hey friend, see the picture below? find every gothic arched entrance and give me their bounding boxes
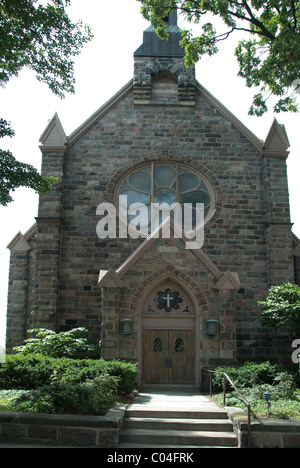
[138,278,199,387]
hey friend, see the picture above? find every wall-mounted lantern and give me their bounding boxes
[206,319,218,337]
[120,318,133,335]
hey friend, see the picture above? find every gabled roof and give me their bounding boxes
[67,81,133,146]
[195,82,263,151]
[98,218,240,290]
[41,79,266,151]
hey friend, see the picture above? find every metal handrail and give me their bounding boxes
[207,370,251,448]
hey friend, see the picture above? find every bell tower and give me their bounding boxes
[133,10,196,105]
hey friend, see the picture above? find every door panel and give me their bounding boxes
[142,329,166,384]
[142,329,194,385]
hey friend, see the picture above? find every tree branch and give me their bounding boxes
[290,0,298,31]
[228,1,276,41]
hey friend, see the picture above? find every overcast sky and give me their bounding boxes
[0,0,299,348]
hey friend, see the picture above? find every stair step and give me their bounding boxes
[118,443,233,448]
[120,428,238,447]
[124,417,234,432]
[125,408,228,420]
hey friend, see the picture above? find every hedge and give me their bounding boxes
[0,355,138,393]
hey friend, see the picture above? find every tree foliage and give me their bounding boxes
[138,0,300,116]
[258,283,300,329]
[0,119,56,205]
[0,0,92,96]
[0,0,93,204]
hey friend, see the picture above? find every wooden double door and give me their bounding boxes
[142,329,195,385]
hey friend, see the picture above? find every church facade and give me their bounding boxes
[6,13,300,388]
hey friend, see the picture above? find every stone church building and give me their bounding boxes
[6,12,300,388]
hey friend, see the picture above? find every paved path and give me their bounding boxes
[128,388,226,414]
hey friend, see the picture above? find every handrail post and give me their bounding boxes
[206,370,251,448]
[247,404,251,448]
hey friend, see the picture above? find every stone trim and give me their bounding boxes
[113,220,223,282]
[7,232,31,252]
[0,405,126,448]
[98,268,126,288]
[39,112,67,151]
[195,82,263,152]
[129,265,209,315]
[226,407,300,448]
[262,118,290,159]
[214,270,241,291]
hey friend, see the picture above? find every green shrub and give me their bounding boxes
[10,375,118,415]
[0,354,54,389]
[0,355,137,393]
[211,362,300,419]
[211,361,283,391]
[97,360,138,393]
[258,283,300,329]
[13,328,101,359]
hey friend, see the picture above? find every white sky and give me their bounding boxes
[0,0,299,348]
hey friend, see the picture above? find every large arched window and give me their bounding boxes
[116,162,215,234]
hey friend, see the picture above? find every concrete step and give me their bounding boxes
[118,391,238,448]
[119,428,238,447]
[125,407,229,420]
[123,416,234,432]
[118,443,233,448]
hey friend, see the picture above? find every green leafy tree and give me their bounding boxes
[138,0,300,116]
[0,119,57,205]
[0,0,93,205]
[258,283,300,329]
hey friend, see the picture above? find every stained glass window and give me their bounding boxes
[117,162,214,231]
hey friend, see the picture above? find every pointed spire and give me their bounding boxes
[263,118,290,158]
[39,112,67,150]
[134,9,184,57]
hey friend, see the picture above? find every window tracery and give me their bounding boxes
[117,162,215,231]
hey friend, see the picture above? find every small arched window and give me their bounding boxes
[153,337,163,352]
[151,71,178,101]
[175,337,184,353]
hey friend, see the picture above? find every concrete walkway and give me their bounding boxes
[128,388,226,415]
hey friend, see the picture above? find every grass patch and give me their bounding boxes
[0,390,26,411]
[212,391,300,419]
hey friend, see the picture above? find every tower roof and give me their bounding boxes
[134,10,184,57]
